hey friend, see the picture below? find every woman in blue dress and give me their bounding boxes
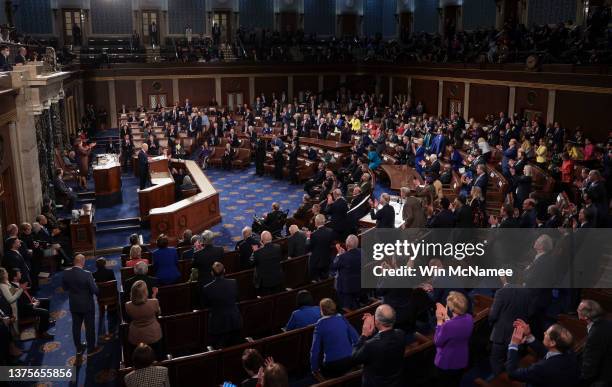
[413,138,426,176]
[367,145,382,170]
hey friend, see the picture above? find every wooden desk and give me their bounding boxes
[299,137,353,153]
[70,204,96,253]
[149,160,221,245]
[93,154,122,207]
[138,160,176,221]
[380,164,424,191]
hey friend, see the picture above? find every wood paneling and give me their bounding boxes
[115,80,137,112]
[515,87,548,122]
[555,91,612,142]
[379,76,390,105]
[346,75,376,94]
[468,84,509,122]
[0,123,18,234]
[411,79,438,115]
[142,79,174,106]
[442,81,465,117]
[293,75,318,95]
[254,77,288,102]
[392,76,408,97]
[84,80,109,113]
[323,75,340,95]
[220,77,250,107]
[178,78,215,107]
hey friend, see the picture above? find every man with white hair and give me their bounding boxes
[287,224,307,258]
[250,231,283,295]
[306,214,335,280]
[236,226,259,269]
[331,234,362,310]
[523,234,558,288]
[324,188,350,239]
[369,193,395,228]
[125,261,159,298]
[193,230,224,293]
[352,304,406,387]
[138,143,150,190]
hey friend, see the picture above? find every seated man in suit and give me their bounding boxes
[331,235,362,310]
[10,268,54,339]
[352,304,406,387]
[250,231,283,295]
[53,168,77,210]
[258,202,285,237]
[506,320,579,387]
[201,262,242,348]
[369,193,395,229]
[221,143,236,170]
[290,194,313,223]
[0,46,12,71]
[3,237,31,285]
[235,226,260,270]
[125,262,158,298]
[287,224,307,259]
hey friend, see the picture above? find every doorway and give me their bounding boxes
[212,11,232,43]
[142,10,160,46]
[63,9,82,45]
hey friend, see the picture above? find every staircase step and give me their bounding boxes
[95,224,141,233]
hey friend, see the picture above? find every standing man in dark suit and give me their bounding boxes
[473,164,489,200]
[352,304,406,387]
[138,143,150,190]
[506,320,579,386]
[488,282,533,375]
[61,254,101,358]
[330,235,362,310]
[428,197,456,228]
[324,189,350,239]
[193,230,224,291]
[201,262,242,348]
[250,231,283,295]
[235,226,260,270]
[306,214,335,280]
[369,193,395,229]
[577,299,612,386]
[288,142,299,184]
[287,225,307,259]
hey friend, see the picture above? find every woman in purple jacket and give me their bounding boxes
[433,291,474,387]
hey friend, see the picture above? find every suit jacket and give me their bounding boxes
[370,204,395,228]
[93,267,115,283]
[489,286,533,344]
[454,205,473,228]
[325,197,350,234]
[287,231,307,258]
[352,329,406,387]
[193,245,224,286]
[138,150,149,174]
[0,55,11,71]
[236,235,259,269]
[581,318,612,386]
[307,227,335,270]
[402,197,426,228]
[62,266,98,313]
[250,243,283,288]
[201,277,242,334]
[125,274,158,298]
[330,248,361,294]
[429,209,456,228]
[473,172,489,198]
[506,339,579,387]
[2,250,30,282]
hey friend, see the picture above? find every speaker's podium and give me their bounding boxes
[93,153,122,207]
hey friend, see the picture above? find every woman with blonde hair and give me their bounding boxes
[126,245,149,268]
[469,186,487,227]
[0,267,23,333]
[125,280,162,359]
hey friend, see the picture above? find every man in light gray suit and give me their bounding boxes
[62,254,101,358]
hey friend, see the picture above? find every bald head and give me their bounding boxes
[74,254,85,267]
[261,231,272,244]
[374,304,396,330]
